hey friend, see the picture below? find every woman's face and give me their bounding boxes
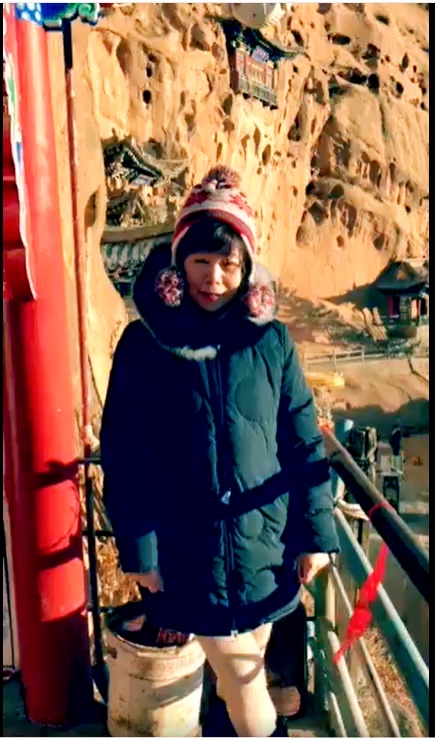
[184,246,244,312]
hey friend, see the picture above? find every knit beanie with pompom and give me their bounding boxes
[155,165,276,322]
[171,166,257,265]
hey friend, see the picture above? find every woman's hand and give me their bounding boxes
[297,553,330,585]
[127,570,164,593]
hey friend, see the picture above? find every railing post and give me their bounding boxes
[313,563,336,713]
[345,516,370,686]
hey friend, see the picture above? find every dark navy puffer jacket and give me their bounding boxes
[100,244,339,636]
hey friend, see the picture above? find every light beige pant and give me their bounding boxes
[197,623,276,737]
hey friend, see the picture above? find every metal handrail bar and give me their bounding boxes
[322,428,429,603]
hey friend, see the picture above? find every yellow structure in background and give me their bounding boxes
[305,372,345,389]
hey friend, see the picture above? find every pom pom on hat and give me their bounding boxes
[201,166,242,190]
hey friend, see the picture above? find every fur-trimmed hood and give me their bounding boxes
[132,242,277,360]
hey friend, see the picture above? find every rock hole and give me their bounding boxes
[146,65,153,78]
[400,54,409,71]
[375,14,389,25]
[317,4,332,14]
[293,64,299,74]
[142,90,152,105]
[116,39,130,75]
[253,128,261,155]
[315,81,325,103]
[262,144,272,166]
[85,191,98,229]
[222,95,233,116]
[292,31,304,46]
[373,234,385,250]
[328,79,346,99]
[308,202,328,225]
[180,91,186,107]
[367,74,380,92]
[306,182,316,195]
[292,160,297,168]
[363,44,380,60]
[346,205,357,234]
[144,139,165,159]
[340,69,367,85]
[413,65,417,73]
[328,184,344,199]
[405,205,411,213]
[293,187,298,196]
[212,42,225,62]
[185,113,195,133]
[216,142,223,161]
[296,225,305,242]
[331,34,351,45]
[369,161,382,187]
[336,235,345,247]
[223,119,235,133]
[335,141,350,167]
[288,112,302,141]
[396,81,404,96]
[385,55,391,63]
[190,23,211,52]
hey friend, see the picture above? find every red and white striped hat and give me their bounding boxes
[172,166,257,264]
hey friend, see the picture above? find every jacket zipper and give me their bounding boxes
[214,354,238,632]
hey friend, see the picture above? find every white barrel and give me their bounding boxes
[106,627,205,737]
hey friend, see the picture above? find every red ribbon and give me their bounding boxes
[333,501,392,664]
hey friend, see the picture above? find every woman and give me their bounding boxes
[100,167,339,737]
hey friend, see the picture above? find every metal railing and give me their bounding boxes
[322,428,429,603]
[79,431,430,735]
[310,429,430,736]
[302,344,429,369]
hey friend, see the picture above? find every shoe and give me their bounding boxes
[269,717,289,736]
[202,690,238,737]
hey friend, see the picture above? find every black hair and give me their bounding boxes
[175,219,252,282]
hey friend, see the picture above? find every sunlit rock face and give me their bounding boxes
[47,2,428,409]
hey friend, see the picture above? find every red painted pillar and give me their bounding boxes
[3,15,91,726]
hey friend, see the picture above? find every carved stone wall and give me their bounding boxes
[47,3,428,414]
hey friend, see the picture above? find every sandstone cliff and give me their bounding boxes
[47,2,429,415]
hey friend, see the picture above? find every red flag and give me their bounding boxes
[333,541,389,663]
